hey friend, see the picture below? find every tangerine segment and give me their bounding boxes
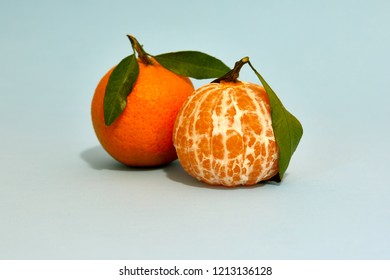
[92,59,194,166]
[173,81,279,186]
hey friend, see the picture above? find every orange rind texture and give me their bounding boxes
[92,60,194,166]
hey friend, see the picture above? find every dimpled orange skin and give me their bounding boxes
[92,59,194,166]
[173,81,279,187]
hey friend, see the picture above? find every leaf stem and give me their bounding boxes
[127,34,153,65]
[212,56,249,83]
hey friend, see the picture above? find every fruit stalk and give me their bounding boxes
[127,34,153,65]
[212,56,249,83]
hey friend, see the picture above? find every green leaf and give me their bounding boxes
[248,61,303,180]
[104,54,139,126]
[154,51,230,79]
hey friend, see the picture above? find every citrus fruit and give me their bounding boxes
[91,57,194,167]
[173,59,279,187]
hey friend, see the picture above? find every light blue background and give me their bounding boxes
[1,0,389,259]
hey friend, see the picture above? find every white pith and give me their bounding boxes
[174,82,279,186]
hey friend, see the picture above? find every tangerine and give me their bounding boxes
[173,80,279,187]
[91,57,194,166]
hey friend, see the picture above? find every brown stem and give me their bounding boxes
[212,56,249,83]
[127,34,153,65]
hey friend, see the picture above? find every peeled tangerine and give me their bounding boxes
[173,81,279,187]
